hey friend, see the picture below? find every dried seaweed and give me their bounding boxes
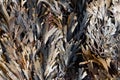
[0,0,120,80]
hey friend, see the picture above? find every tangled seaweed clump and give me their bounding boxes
[0,0,120,80]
